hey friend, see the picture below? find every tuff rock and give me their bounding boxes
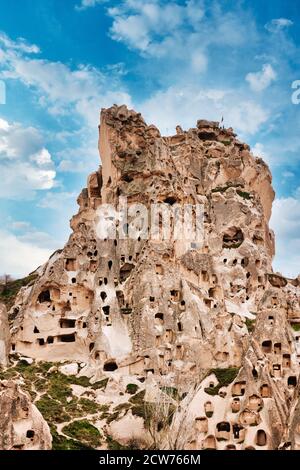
[5,105,300,450]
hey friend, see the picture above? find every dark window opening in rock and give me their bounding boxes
[99,278,103,286]
[150,296,155,302]
[178,322,183,332]
[108,260,113,270]
[232,424,243,439]
[155,264,163,275]
[268,316,274,323]
[83,322,87,328]
[94,250,98,256]
[116,291,125,306]
[102,306,110,316]
[155,313,164,321]
[47,336,54,344]
[104,277,108,285]
[121,255,125,263]
[232,259,237,265]
[256,429,267,446]
[114,239,117,246]
[120,263,134,283]
[262,340,272,353]
[274,342,281,354]
[58,333,76,343]
[60,319,76,328]
[198,131,216,141]
[12,344,15,351]
[288,376,297,387]
[69,292,72,296]
[283,354,291,368]
[26,430,35,439]
[170,289,180,301]
[107,177,112,186]
[65,258,76,271]
[246,272,251,279]
[232,381,246,396]
[223,259,227,264]
[33,326,40,334]
[252,368,258,379]
[122,174,133,183]
[181,300,185,306]
[89,342,95,352]
[208,288,215,298]
[38,338,45,346]
[164,196,177,205]
[241,257,249,267]
[100,291,107,301]
[222,227,244,248]
[217,422,230,432]
[72,278,76,284]
[38,290,51,303]
[104,361,118,372]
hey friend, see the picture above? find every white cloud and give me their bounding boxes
[140,85,269,136]
[0,32,40,54]
[246,64,277,92]
[75,0,107,11]
[0,34,132,125]
[265,18,293,33]
[37,191,77,210]
[0,229,53,278]
[0,118,56,199]
[251,142,271,165]
[270,195,300,278]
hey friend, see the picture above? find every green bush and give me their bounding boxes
[126,383,139,394]
[62,420,101,448]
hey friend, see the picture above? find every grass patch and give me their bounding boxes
[90,378,109,390]
[50,424,93,451]
[205,368,239,396]
[126,383,139,395]
[292,324,300,331]
[62,420,101,448]
[129,390,145,405]
[237,190,251,200]
[106,435,129,450]
[246,318,256,333]
[36,395,71,423]
[0,274,38,310]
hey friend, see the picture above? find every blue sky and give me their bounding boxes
[0,0,299,277]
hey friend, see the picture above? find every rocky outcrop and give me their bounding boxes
[0,380,52,450]
[6,105,300,450]
[0,303,10,367]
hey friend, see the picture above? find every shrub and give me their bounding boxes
[126,383,139,395]
[62,420,101,448]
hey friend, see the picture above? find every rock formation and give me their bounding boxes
[5,105,300,450]
[0,303,10,367]
[0,380,52,450]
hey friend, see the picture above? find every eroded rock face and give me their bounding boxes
[0,380,52,450]
[8,105,300,450]
[0,303,10,367]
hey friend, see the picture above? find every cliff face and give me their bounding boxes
[6,105,300,450]
[0,380,52,450]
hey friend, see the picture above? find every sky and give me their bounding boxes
[0,0,299,278]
